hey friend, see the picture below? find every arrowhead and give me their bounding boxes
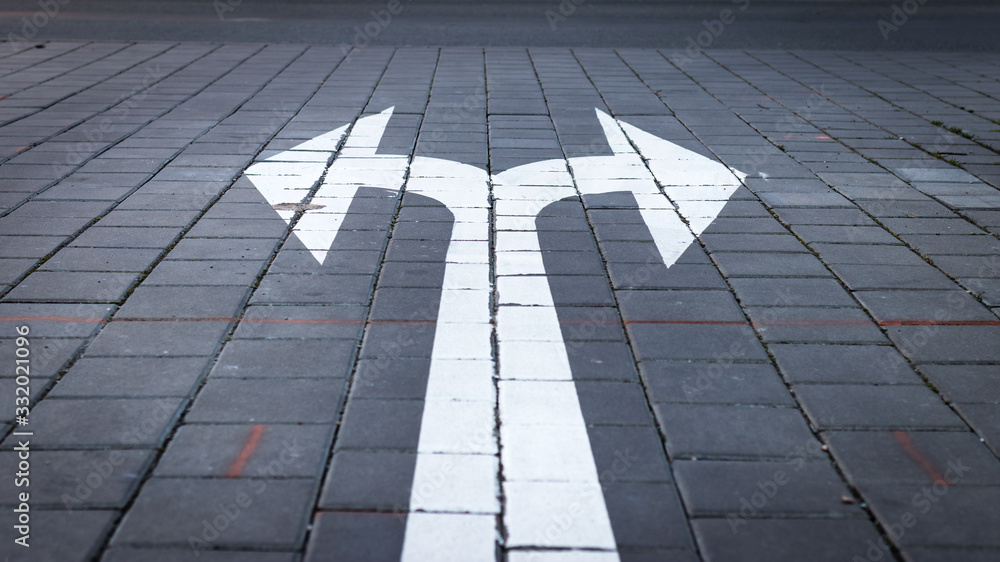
[243,107,402,265]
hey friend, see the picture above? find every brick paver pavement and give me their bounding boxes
[0,42,999,562]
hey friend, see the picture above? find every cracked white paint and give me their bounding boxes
[243,107,744,560]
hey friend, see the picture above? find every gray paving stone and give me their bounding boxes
[7,509,116,562]
[156,423,332,478]
[617,290,746,323]
[608,262,729,290]
[902,234,1000,256]
[691,518,881,562]
[212,339,355,379]
[0,449,151,508]
[48,356,208,397]
[4,271,139,302]
[360,322,436,359]
[674,459,859,516]
[166,237,279,260]
[564,341,640,381]
[186,218,288,239]
[888,325,1000,363]
[576,381,654,426]
[305,511,406,562]
[0,302,112,337]
[855,289,997,323]
[116,285,248,319]
[729,277,856,307]
[640,361,794,406]
[812,243,929,266]
[795,384,965,430]
[1,397,182,448]
[902,548,1000,562]
[770,344,919,384]
[144,260,265,285]
[776,208,877,226]
[112,477,315,548]
[319,450,415,510]
[0,336,84,379]
[603,482,694,549]
[826,431,1000,486]
[102,550,298,562]
[711,252,833,277]
[86,320,229,357]
[232,304,367,340]
[39,247,162,272]
[251,274,374,305]
[861,484,1000,548]
[748,306,887,343]
[588,425,672,484]
[350,358,430,400]
[831,263,960,290]
[627,324,768,362]
[653,403,822,459]
[558,307,629,342]
[789,224,902,244]
[919,365,1000,404]
[700,233,808,253]
[186,378,343,423]
[335,399,423,451]
[69,226,182,248]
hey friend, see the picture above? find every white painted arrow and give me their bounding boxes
[242,108,744,561]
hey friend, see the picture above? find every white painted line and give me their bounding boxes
[403,154,498,561]
[399,512,497,562]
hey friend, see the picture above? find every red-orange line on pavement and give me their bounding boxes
[227,424,266,478]
[893,430,948,485]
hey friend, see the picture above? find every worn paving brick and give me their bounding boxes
[3,270,139,302]
[85,320,229,357]
[691,518,881,562]
[770,344,919,384]
[711,252,833,277]
[111,477,315,547]
[640,361,795,406]
[887,325,1000,362]
[854,289,997,323]
[861,485,1000,548]
[674,459,860,516]
[748,306,887,344]
[826,431,1000,486]
[7,509,116,562]
[795,385,965,430]
[627,324,769,362]
[186,378,344,423]
[116,285,248,319]
[212,339,356,378]
[919,365,1000,404]
[0,449,151,508]
[102,550,298,562]
[1,397,181,448]
[653,403,822,459]
[305,511,406,562]
[319,450,416,510]
[48,356,208,397]
[155,423,332,478]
